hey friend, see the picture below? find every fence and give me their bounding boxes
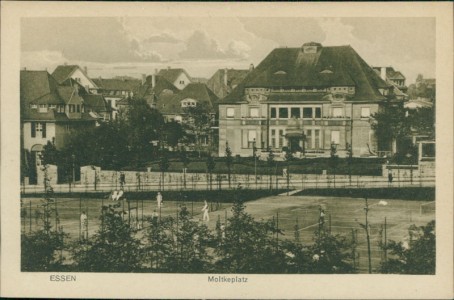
[21,170,435,194]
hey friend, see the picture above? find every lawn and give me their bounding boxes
[21,194,434,273]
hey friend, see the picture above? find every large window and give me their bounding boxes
[314,129,320,149]
[315,107,322,118]
[303,107,313,118]
[270,107,277,118]
[248,130,257,148]
[271,129,276,148]
[331,130,340,144]
[226,107,235,118]
[291,107,300,118]
[39,104,48,113]
[279,107,288,119]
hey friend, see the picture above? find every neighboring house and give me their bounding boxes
[81,94,112,121]
[135,73,179,109]
[20,70,97,183]
[157,67,192,90]
[158,83,219,150]
[51,64,98,93]
[373,66,408,100]
[207,67,251,99]
[92,77,141,119]
[404,97,434,110]
[218,42,399,158]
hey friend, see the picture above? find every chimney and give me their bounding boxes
[84,66,88,75]
[142,74,146,85]
[249,63,254,71]
[380,67,387,81]
[23,67,27,71]
[167,66,171,70]
[224,68,228,86]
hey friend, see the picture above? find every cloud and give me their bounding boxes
[21,18,162,63]
[144,33,181,44]
[179,30,250,60]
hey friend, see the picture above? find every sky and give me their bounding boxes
[21,17,435,84]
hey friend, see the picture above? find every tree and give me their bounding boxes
[371,103,411,154]
[163,120,184,150]
[183,103,212,157]
[21,166,66,271]
[40,141,60,166]
[225,142,233,188]
[379,220,435,274]
[71,210,143,272]
[206,154,216,190]
[144,216,175,271]
[215,194,287,273]
[408,107,435,140]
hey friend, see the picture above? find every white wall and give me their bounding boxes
[173,73,191,90]
[71,68,96,91]
[23,122,56,151]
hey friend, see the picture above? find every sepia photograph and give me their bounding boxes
[1,2,453,299]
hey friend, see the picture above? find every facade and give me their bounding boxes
[21,70,97,182]
[157,68,192,90]
[92,77,141,119]
[218,42,398,158]
[207,68,251,99]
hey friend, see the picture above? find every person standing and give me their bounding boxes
[388,170,393,185]
[202,200,210,222]
[156,192,163,208]
[319,208,325,226]
[80,211,88,241]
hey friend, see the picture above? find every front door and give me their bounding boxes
[289,137,301,152]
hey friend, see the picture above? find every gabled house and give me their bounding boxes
[81,94,112,121]
[218,42,399,158]
[92,76,141,119]
[51,64,98,93]
[207,67,252,99]
[135,73,179,109]
[21,70,97,183]
[158,83,219,150]
[157,67,192,90]
[373,66,408,100]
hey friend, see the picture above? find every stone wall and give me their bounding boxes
[36,164,58,186]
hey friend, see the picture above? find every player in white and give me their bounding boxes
[156,192,163,208]
[201,200,210,222]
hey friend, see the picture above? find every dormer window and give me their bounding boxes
[30,104,37,109]
[39,104,48,113]
[302,42,322,54]
[274,71,287,75]
[320,69,333,74]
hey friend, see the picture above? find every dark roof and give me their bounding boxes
[92,77,141,91]
[51,65,80,84]
[135,75,179,106]
[82,94,111,112]
[222,45,390,103]
[207,69,250,99]
[157,68,192,83]
[372,67,406,80]
[158,83,219,115]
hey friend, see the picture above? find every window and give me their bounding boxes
[31,122,46,138]
[58,105,65,113]
[306,130,312,149]
[250,107,259,118]
[361,107,370,118]
[303,107,313,118]
[76,105,81,113]
[39,104,48,113]
[270,107,277,118]
[315,107,322,118]
[278,107,288,119]
[331,130,340,144]
[49,105,56,109]
[332,107,343,118]
[69,105,76,113]
[278,129,285,149]
[291,107,300,118]
[248,130,257,148]
[271,129,276,148]
[226,107,235,118]
[314,129,320,149]
[30,104,37,109]
[180,80,185,84]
